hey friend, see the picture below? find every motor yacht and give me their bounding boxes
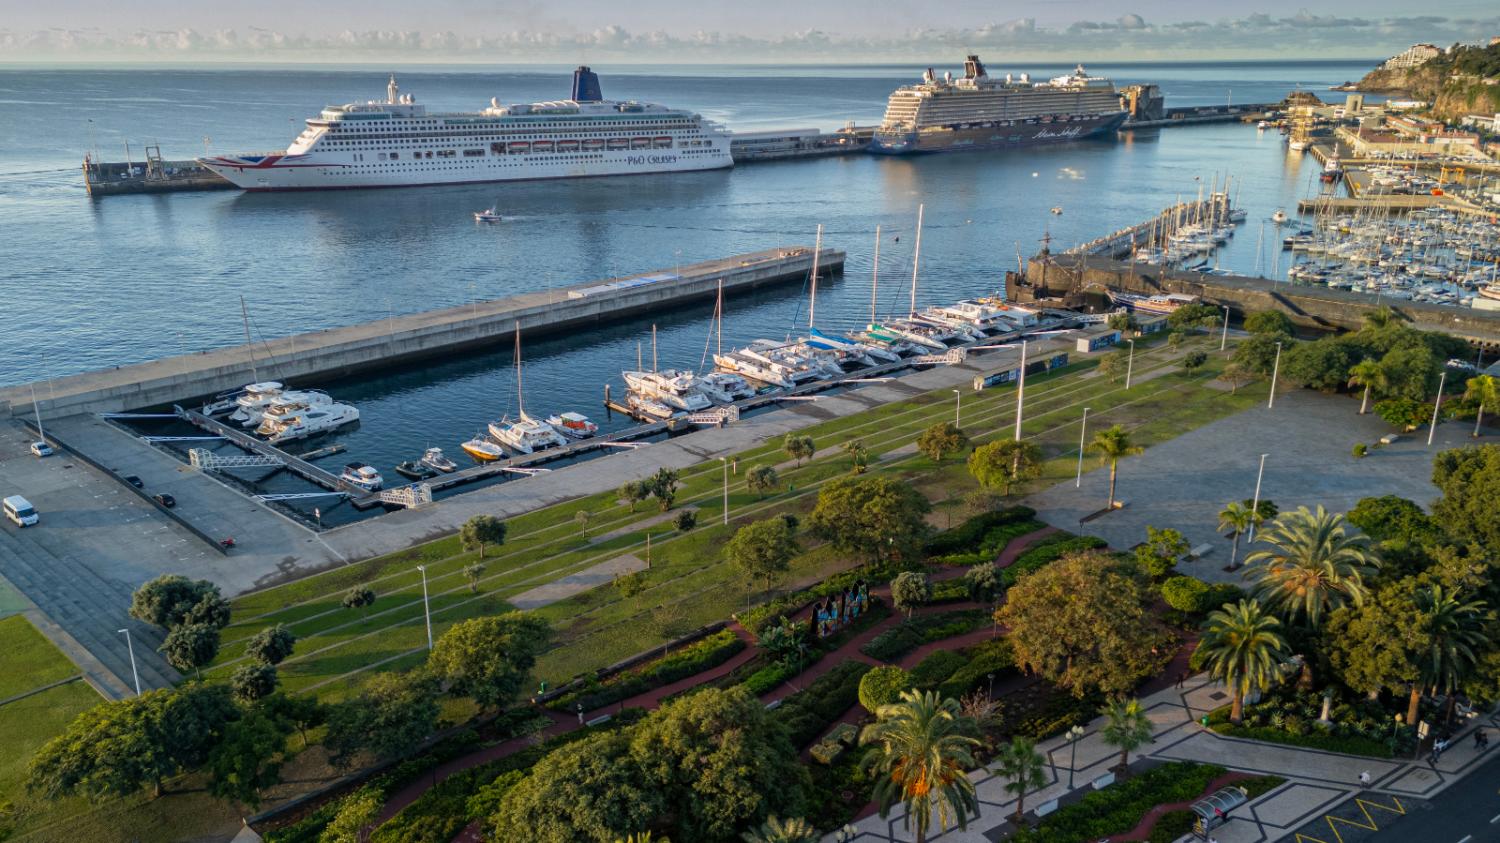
[474,207,504,223]
[622,370,712,411]
[806,328,898,363]
[713,351,794,389]
[394,460,438,480]
[695,371,758,403]
[545,412,599,439]
[628,393,678,420]
[340,462,383,492]
[460,435,505,462]
[261,402,360,444]
[227,382,286,425]
[489,415,567,454]
[746,339,841,381]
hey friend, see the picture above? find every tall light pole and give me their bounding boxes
[1268,341,1283,409]
[1220,305,1230,351]
[1014,339,1029,440]
[951,389,961,427]
[1065,725,1086,788]
[117,628,142,697]
[416,565,433,650]
[1124,338,1136,389]
[1428,370,1448,447]
[1076,407,1091,488]
[1248,453,1269,543]
[719,457,729,525]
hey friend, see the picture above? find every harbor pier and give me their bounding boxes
[0,247,842,419]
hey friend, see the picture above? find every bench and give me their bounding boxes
[1189,543,1215,559]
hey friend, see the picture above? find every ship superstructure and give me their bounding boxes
[871,56,1128,155]
[200,67,731,191]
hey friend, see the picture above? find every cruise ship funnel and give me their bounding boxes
[572,66,603,102]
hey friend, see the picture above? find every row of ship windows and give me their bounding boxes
[319,130,703,143]
[340,147,721,166]
[355,137,722,160]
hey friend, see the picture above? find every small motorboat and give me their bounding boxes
[1271,209,1289,225]
[1050,206,1063,215]
[545,411,599,439]
[627,393,677,421]
[340,462,383,492]
[474,207,504,223]
[419,447,458,473]
[394,460,438,480]
[461,436,505,463]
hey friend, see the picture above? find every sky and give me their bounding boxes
[2,0,1496,62]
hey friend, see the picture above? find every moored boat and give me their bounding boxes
[545,412,599,439]
[420,447,458,473]
[340,462,383,491]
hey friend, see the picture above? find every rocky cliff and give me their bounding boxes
[1354,42,1500,121]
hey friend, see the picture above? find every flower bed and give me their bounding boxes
[1204,689,1411,758]
[545,628,746,712]
[936,638,1014,700]
[775,660,873,748]
[992,682,1101,743]
[858,609,989,662]
[1000,534,1109,586]
[1012,762,1227,842]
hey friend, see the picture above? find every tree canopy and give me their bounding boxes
[967,438,1042,496]
[128,575,226,631]
[724,517,800,594]
[246,624,296,666]
[461,515,509,558]
[916,422,970,463]
[324,671,440,768]
[428,613,551,711]
[807,475,931,563]
[1432,445,1500,552]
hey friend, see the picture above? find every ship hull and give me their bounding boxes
[870,111,1128,155]
[199,148,731,191]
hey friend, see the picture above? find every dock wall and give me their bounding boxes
[0,247,843,419]
[1009,255,1500,349]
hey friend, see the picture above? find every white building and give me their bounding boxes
[1381,44,1442,70]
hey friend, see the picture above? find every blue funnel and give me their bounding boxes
[572,66,603,102]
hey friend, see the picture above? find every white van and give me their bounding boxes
[3,495,39,527]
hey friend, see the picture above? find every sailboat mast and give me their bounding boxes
[910,203,924,316]
[652,325,658,373]
[716,279,723,358]
[871,225,881,323]
[514,321,524,417]
[808,224,822,329]
[240,296,258,383]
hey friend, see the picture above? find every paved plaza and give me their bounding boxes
[1026,387,1481,583]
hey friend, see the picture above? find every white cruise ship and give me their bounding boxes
[871,56,1128,155]
[199,67,731,191]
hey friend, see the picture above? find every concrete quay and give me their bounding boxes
[0,246,842,420]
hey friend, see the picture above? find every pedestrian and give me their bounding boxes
[1432,738,1448,762]
[1175,670,1187,689]
[1358,770,1371,787]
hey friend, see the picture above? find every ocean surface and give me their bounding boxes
[0,60,1374,523]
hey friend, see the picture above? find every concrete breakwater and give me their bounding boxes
[1009,254,1500,350]
[0,246,842,419]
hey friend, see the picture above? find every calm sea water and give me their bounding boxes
[0,60,1373,521]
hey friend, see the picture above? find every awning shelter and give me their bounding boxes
[1191,786,1249,837]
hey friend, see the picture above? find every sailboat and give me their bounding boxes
[694,281,759,401]
[489,324,568,454]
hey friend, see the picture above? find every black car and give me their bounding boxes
[153,493,176,509]
[123,475,144,488]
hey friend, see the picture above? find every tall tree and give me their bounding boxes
[341,584,376,614]
[128,574,223,630]
[1433,445,1500,551]
[842,439,870,474]
[461,514,508,559]
[322,786,384,843]
[807,475,931,563]
[1088,425,1143,512]
[1347,358,1389,415]
[782,433,816,467]
[724,517,800,595]
[997,551,1163,698]
[428,613,551,711]
[324,671,440,768]
[990,736,1047,822]
[745,465,779,498]
[1414,584,1490,725]
[860,690,981,843]
[967,439,1042,496]
[1196,600,1289,723]
[1099,698,1153,774]
[207,707,293,809]
[1465,374,1500,437]
[890,572,931,620]
[645,467,681,511]
[160,623,221,677]
[916,422,970,463]
[246,624,296,666]
[1245,505,1380,629]
[619,480,648,512]
[230,663,279,704]
[1217,501,1256,570]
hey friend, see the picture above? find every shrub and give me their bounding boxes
[910,650,969,689]
[1012,762,1227,842]
[1160,576,1210,614]
[937,638,1014,700]
[547,629,745,712]
[1001,534,1109,586]
[859,610,987,661]
[930,578,970,603]
[1353,442,1368,458]
[1146,809,1196,843]
[890,571,930,618]
[776,661,873,748]
[964,562,1003,603]
[743,662,797,696]
[858,666,913,713]
[925,506,1038,556]
[861,626,923,662]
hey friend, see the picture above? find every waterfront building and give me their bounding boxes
[1381,44,1442,70]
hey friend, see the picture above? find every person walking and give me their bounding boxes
[1358,770,1371,787]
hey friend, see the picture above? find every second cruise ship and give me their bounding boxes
[871,56,1129,155]
[199,67,732,191]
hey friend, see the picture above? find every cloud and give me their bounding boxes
[2,12,1497,61]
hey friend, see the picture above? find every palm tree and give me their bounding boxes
[1347,358,1389,415]
[1218,501,1256,570]
[1088,425,1143,512]
[860,690,982,843]
[741,816,817,843]
[1465,374,1499,438]
[1409,584,1490,726]
[991,736,1048,822]
[1197,600,1289,723]
[1099,698,1154,775]
[1245,505,1380,630]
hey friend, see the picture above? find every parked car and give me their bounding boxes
[123,475,143,488]
[3,495,39,527]
[153,493,176,509]
[29,441,53,458]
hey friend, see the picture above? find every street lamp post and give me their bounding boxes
[1248,453,1269,543]
[1014,340,1029,440]
[1124,338,1136,389]
[1220,305,1230,351]
[719,457,729,525]
[952,388,961,427]
[117,628,142,696]
[1076,407,1091,488]
[1268,341,1283,409]
[1065,725,1087,788]
[416,564,433,650]
[1428,370,1448,447]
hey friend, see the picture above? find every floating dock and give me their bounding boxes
[83,147,232,197]
[0,247,843,420]
[729,127,874,162]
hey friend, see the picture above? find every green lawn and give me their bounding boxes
[209,335,1259,699]
[0,615,81,700]
[0,681,98,800]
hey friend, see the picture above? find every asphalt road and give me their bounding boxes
[1366,750,1500,843]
